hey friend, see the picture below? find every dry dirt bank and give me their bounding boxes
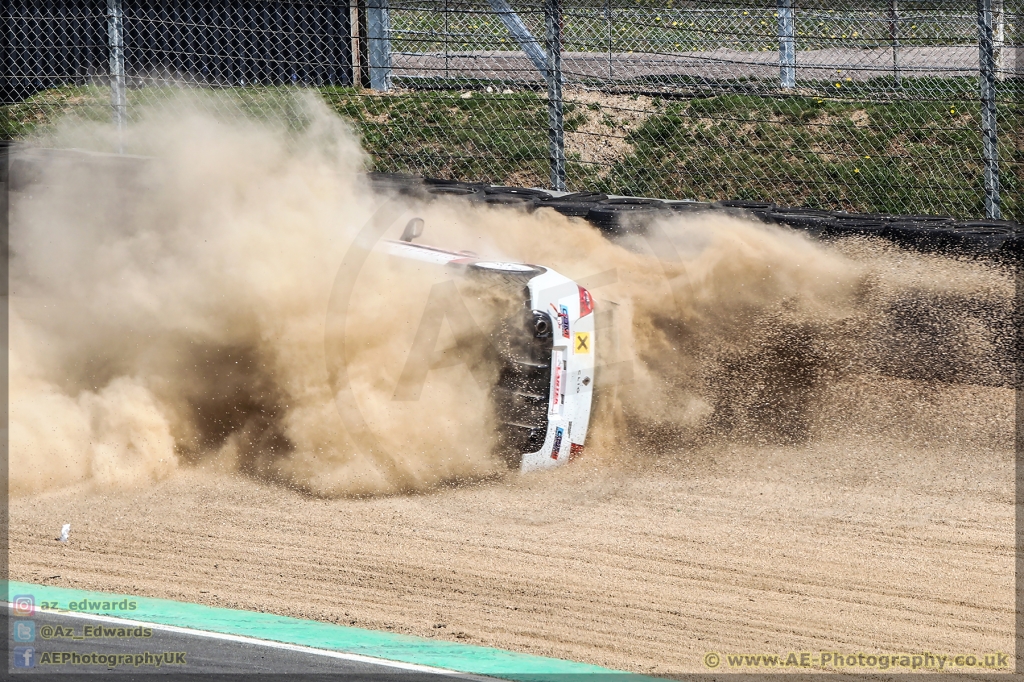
[10,377,1014,676]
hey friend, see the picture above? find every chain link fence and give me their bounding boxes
[2,1,1021,220]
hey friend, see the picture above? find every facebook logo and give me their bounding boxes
[13,620,35,642]
[13,646,36,668]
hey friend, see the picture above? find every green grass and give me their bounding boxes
[323,87,558,186]
[0,83,330,139]
[323,84,1019,221]
[0,85,112,139]
[3,82,1019,222]
[594,90,1022,220]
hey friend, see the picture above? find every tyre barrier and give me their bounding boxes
[712,199,776,222]
[668,201,714,215]
[585,198,670,235]
[7,147,155,194]
[364,172,1021,260]
[536,192,609,217]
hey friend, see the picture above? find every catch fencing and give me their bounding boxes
[2,1,1020,220]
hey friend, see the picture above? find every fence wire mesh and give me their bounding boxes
[2,1,1021,220]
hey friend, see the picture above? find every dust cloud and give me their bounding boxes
[448,208,1011,467]
[8,91,1014,498]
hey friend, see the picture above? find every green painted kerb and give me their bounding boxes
[7,581,656,681]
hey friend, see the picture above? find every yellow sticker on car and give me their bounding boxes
[574,332,590,354]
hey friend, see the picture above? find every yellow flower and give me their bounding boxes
[864,155,871,159]
[854,168,860,173]
[835,83,841,88]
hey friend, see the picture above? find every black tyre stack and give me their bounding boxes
[362,172,1021,259]
[476,186,552,211]
[767,208,1018,260]
[585,198,671,235]
[536,192,609,217]
[364,171,428,200]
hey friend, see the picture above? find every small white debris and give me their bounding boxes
[460,92,473,99]
[486,86,493,93]
[58,523,70,542]
[502,89,513,94]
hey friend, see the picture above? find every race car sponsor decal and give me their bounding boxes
[551,426,564,459]
[551,303,570,338]
[550,350,565,415]
[574,331,591,354]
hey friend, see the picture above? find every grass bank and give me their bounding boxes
[3,82,1019,221]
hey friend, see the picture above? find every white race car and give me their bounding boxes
[385,219,595,472]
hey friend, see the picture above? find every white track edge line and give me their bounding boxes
[5,602,498,681]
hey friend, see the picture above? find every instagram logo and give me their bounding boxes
[12,594,35,617]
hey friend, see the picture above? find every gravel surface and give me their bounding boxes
[10,377,1013,676]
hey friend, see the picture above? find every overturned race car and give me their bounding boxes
[384,218,595,472]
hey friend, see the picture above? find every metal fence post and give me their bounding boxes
[546,0,566,191]
[977,0,1001,220]
[367,0,391,91]
[889,0,901,85]
[107,0,127,146]
[444,0,450,79]
[993,0,1005,80]
[350,0,362,86]
[777,0,795,89]
[606,0,612,80]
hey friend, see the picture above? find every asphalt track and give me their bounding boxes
[8,607,489,678]
[5,584,641,680]
[393,46,1020,82]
